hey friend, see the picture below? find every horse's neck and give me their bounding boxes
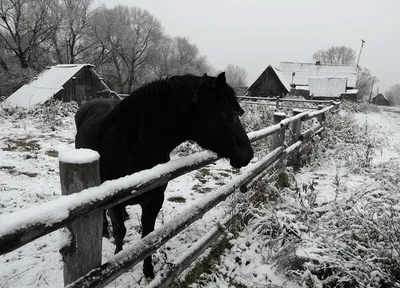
[115,86,193,155]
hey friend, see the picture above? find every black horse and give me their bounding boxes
[74,72,253,278]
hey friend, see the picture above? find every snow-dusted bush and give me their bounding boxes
[31,99,78,129]
[242,110,400,287]
[257,174,400,287]
[171,141,204,157]
[311,111,385,172]
[239,101,274,133]
[0,99,78,132]
[342,101,381,114]
[188,108,400,287]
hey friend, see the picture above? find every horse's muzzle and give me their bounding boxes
[229,147,254,168]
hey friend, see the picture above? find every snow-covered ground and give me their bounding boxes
[0,103,252,288]
[198,105,400,287]
[1,102,399,287]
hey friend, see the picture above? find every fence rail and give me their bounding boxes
[0,101,340,287]
[237,96,339,104]
[238,96,341,110]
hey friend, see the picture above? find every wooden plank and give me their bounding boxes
[0,151,218,256]
[64,147,286,288]
[237,96,339,104]
[272,112,286,149]
[308,105,334,118]
[240,101,320,109]
[299,124,323,141]
[290,109,303,167]
[58,149,102,286]
[239,147,284,192]
[317,105,325,122]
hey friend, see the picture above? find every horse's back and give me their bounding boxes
[75,98,121,129]
[75,98,121,150]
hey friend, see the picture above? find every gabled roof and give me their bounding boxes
[248,65,291,93]
[372,93,389,101]
[279,62,358,88]
[271,66,291,92]
[6,64,94,108]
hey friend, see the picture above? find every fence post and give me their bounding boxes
[58,149,102,286]
[291,109,303,168]
[275,97,280,110]
[272,112,286,149]
[333,101,340,114]
[317,104,325,123]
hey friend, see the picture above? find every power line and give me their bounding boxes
[362,32,400,52]
[362,40,400,58]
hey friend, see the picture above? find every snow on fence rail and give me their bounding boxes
[238,96,341,110]
[0,102,340,287]
[237,96,340,104]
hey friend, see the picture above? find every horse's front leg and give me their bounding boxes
[140,186,166,279]
[109,204,127,253]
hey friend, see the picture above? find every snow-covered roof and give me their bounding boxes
[309,77,347,97]
[279,62,357,88]
[295,85,309,91]
[6,64,94,108]
[343,89,358,95]
[270,66,291,92]
[373,93,389,101]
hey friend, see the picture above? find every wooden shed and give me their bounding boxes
[247,65,291,97]
[6,64,118,108]
[372,93,391,106]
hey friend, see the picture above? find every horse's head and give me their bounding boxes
[188,72,253,168]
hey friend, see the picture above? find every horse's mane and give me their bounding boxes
[127,74,204,105]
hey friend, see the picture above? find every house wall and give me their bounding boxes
[309,77,347,97]
[54,67,110,105]
[247,68,287,97]
[341,93,358,102]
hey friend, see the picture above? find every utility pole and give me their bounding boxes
[356,39,366,69]
[356,39,366,102]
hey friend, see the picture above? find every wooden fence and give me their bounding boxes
[0,101,340,287]
[237,96,340,110]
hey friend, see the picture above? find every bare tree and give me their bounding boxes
[386,84,400,105]
[148,35,174,78]
[149,36,212,79]
[312,46,356,65]
[174,37,201,74]
[47,0,96,64]
[0,0,58,68]
[84,5,125,68]
[225,63,247,88]
[91,6,164,92]
[356,67,378,101]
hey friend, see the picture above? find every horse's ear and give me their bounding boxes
[216,72,226,88]
[203,73,208,77]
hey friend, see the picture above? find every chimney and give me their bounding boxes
[316,60,321,65]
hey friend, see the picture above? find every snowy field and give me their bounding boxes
[1,101,400,287]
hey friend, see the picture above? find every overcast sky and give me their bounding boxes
[98,0,400,93]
